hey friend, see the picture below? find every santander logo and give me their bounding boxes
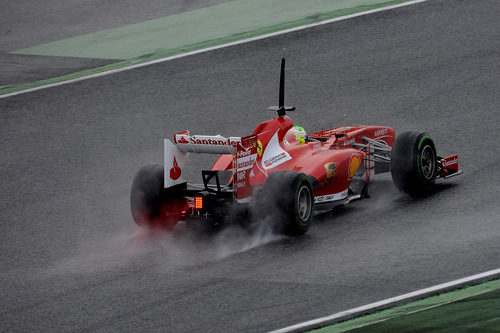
[170,157,181,180]
[177,136,189,144]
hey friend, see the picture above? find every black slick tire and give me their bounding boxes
[261,171,314,235]
[390,132,438,195]
[130,164,184,229]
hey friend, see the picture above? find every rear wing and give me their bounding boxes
[164,131,257,202]
[164,131,241,188]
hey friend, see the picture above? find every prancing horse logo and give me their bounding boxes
[257,140,263,156]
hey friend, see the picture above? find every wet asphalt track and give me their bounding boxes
[0,0,231,87]
[1,0,499,331]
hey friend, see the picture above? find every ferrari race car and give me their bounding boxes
[130,55,462,235]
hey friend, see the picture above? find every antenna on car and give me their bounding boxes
[268,49,295,117]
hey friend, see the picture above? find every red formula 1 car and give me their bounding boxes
[131,55,462,235]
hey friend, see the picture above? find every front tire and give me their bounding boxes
[390,132,437,195]
[261,171,314,235]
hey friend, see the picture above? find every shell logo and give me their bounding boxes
[349,155,361,179]
[324,162,336,182]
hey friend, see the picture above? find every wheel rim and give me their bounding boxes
[420,145,435,180]
[297,185,312,221]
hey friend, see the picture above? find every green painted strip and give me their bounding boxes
[1,0,409,96]
[13,0,409,60]
[311,279,500,332]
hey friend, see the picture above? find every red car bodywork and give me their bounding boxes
[208,115,395,204]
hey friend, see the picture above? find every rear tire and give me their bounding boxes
[130,164,184,229]
[390,132,437,195]
[261,171,314,235]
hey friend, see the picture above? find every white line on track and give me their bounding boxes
[0,0,430,99]
[269,268,500,333]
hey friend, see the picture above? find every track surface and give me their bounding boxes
[1,0,499,331]
[0,0,230,87]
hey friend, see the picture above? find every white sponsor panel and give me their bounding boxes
[314,189,348,203]
[262,132,292,170]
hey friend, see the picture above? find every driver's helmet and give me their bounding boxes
[285,126,308,145]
